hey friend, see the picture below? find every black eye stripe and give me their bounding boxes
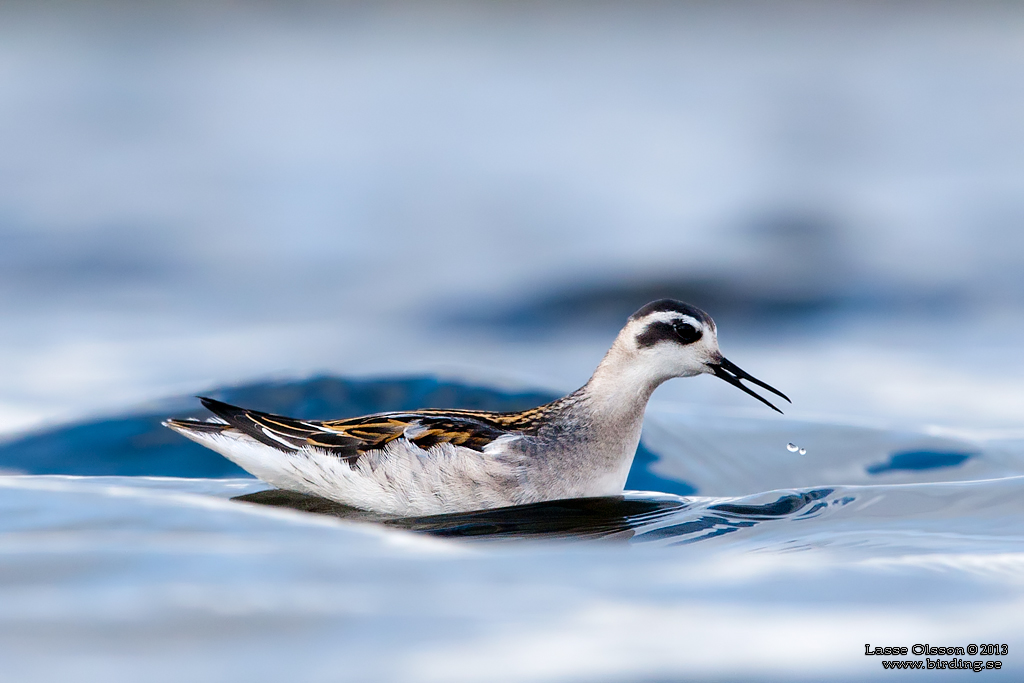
[635,320,703,348]
[673,321,702,344]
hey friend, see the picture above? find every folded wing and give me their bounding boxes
[166,397,515,464]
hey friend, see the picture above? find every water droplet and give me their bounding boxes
[798,447,807,455]
[786,443,798,452]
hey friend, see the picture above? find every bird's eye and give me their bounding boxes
[673,322,702,344]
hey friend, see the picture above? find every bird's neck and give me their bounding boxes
[578,342,662,436]
[530,341,665,496]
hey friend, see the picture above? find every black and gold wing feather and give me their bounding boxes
[166,397,546,464]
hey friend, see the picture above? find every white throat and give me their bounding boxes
[582,333,664,430]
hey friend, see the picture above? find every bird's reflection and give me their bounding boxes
[233,487,838,543]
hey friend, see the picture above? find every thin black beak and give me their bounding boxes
[708,357,791,414]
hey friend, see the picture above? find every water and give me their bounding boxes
[1,376,1022,681]
[3,1,1024,680]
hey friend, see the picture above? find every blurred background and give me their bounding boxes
[2,0,1024,435]
[4,5,1024,681]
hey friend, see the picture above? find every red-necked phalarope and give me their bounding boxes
[164,299,788,516]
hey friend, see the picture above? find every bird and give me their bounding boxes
[164,299,788,516]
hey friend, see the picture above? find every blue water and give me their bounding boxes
[866,450,974,474]
[2,375,1022,682]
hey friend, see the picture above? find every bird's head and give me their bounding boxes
[619,299,790,413]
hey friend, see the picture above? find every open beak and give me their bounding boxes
[708,357,791,414]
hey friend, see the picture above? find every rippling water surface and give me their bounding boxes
[1,377,1022,682]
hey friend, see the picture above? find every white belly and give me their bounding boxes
[186,429,528,516]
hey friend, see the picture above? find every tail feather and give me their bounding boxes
[163,407,302,491]
[162,417,233,434]
[162,397,257,439]
[198,396,253,424]
[194,396,300,452]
